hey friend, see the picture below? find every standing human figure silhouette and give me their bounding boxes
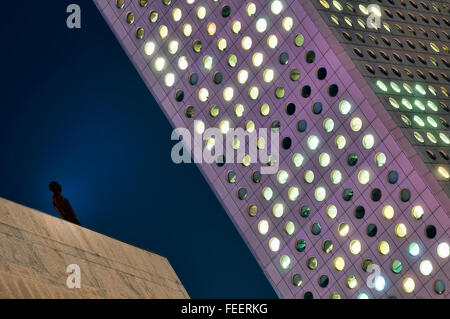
[49,181,81,226]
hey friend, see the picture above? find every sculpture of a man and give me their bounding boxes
[49,181,81,226]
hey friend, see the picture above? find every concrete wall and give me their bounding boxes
[0,198,189,299]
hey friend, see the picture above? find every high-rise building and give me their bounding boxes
[94,0,449,299]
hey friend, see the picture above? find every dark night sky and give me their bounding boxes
[0,0,276,298]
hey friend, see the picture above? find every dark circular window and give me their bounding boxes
[279,52,289,65]
[392,260,402,274]
[343,188,353,201]
[227,171,236,183]
[306,51,316,63]
[213,72,223,84]
[292,274,303,287]
[355,206,365,219]
[296,239,306,252]
[367,223,378,237]
[362,259,373,272]
[307,257,318,270]
[286,103,296,115]
[312,102,323,115]
[290,69,300,81]
[189,73,199,85]
[400,188,411,202]
[318,275,329,288]
[388,170,399,184]
[252,171,261,183]
[185,106,195,118]
[221,5,231,17]
[311,222,322,235]
[304,291,313,299]
[237,188,247,200]
[434,280,445,295]
[300,205,310,218]
[216,155,226,167]
[271,120,281,132]
[301,85,312,98]
[347,153,358,166]
[193,40,202,53]
[323,240,333,254]
[371,188,382,202]
[425,225,437,239]
[282,137,292,150]
[317,67,327,80]
[440,150,449,160]
[328,84,339,97]
[248,204,258,217]
[297,120,307,132]
[175,90,184,102]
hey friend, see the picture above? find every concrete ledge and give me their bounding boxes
[0,198,189,299]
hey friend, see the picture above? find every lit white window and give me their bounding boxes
[288,187,299,201]
[375,152,386,167]
[231,20,241,34]
[234,104,244,117]
[164,73,175,87]
[285,221,295,235]
[219,120,230,134]
[154,57,165,72]
[282,17,294,31]
[223,87,234,102]
[263,69,274,83]
[280,255,291,269]
[382,205,394,220]
[178,56,188,70]
[273,203,284,218]
[349,240,361,255]
[246,3,256,16]
[350,117,362,131]
[256,18,268,33]
[314,187,326,201]
[437,242,449,258]
[267,34,278,48]
[304,170,314,184]
[242,36,253,50]
[292,153,304,167]
[198,88,209,102]
[168,40,179,55]
[319,153,331,167]
[248,86,259,100]
[262,187,273,201]
[252,52,264,67]
[144,41,156,56]
[237,70,249,84]
[335,135,346,149]
[269,237,280,252]
[217,38,227,51]
[277,170,288,184]
[194,120,205,134]
[330,169,342,184]
[402,277,415,293]
[362,134,375,149]
[419,260,433,276]
[196,6,206,19]
[182,24,192,37]
[358,169,370,184]
[271,0,283,15]
[339,100,351,115]
[327,205,337,219]
[307,135,320,150]
[202,55,213,70]
[323,118,335,132]
[258,220,269,235]
[172,8,182,21]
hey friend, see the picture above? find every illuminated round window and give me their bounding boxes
[237,70,248,84]
[144,41,155,56]
[288,187,299,201]
[256,18,267,33]
[438,166,450,179]
[198,88,209,102]
[282,17,294,31]
[219,120,230,134]
[280,255,291,269]
[402,277,415,293]
[409,242,420,256]
[339,100,352,115]
[182,24,192,37]
[164,73,175,87]
[223,87,234,102]
[267,34,278,48]
[242,154,251,167]
[440,133,450,144]
[196,6,206,19]
[376,80,388,92]
[154,57,166,72]
[149,11,158,23]
[260,104,270,116]
[338,223,349,237]
[346,276,358,289]
[234,104,244,118]
[269,237,280,252]
[271,0,283,14]
[327,205,337,219]
[273,203,284,218]
[411,206,424,220]
[349,240,361,255]
[248,86,259,100]
[375,152,386,167]
[374,276,386,292]
[159,25,168,39]
[263,69,274,83]
[246,2,256,16]
[292,153,304,167]
[307,136,320,150]
[395,223,407,238]
[206,22,216,36]
[413,131,424,143]
[177,56,188,70]
[262,187,273,201]
[194,120,205,135]
[210,105,219,118]
[277,170,288,184]
[202,55,213,70]
[258,220,269,235]
[314,187,326,202]
[231,20,241,34]
[378,241,390,255]
[241,36,252,50]
[323,118,335,132]
[335,135,346,149]
[437,242,449,258]
[172,8,182,21]
[427,132,437,144]
[257,137,265,150]
[304,170,314,184]
[334,257,345,271]
[419,260,433,276]
[252,52,264,67]
[319,153,330,167]
[358,169,370,184]
[350,117,362,131]
[227,54,238,68]
[358,132,374,150]
[357,293,369,299]
[285,221,295,235]
[330,169,342,184]
[382,205,394,220]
